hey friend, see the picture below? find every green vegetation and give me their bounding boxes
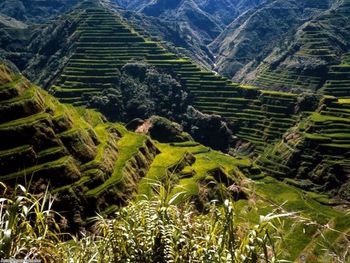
[253,0,350,95]
[0,182,293,262]
[86,132,147,197]
[0,64,158,229]
[49,3,316,154]
[1,1,350,261]
[257,97,350,201]
[321,51,350,98]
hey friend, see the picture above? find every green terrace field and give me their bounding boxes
[256,96,350,201]
[321,52,350,98]
[136,141,350,261]
[252,176,350,261]
[255,65,323,91]
[50,3,314,154]
[0,64,160,225]
[138,141,251,203]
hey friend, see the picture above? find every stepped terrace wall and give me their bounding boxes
[0,64,159,230]
[321,52,350,98]
[257,96,350,200]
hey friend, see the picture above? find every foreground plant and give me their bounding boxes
[0,183,62,262]
[0,182,287,262]
[64,198,286,263]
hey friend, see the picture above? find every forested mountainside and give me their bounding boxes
[1,0,350,261]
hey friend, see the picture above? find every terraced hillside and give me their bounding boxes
[0,63,256,229]
[321,52,350,98]
[2,63,350,261]
[51,2,315,154]
[254,0,350,93]
[257,96,350,201]
[0,64,159,229]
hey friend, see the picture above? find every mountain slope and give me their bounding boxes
[210,0,331,81]
[0,14,31,71]
[110,0,266,68]
[46,3,318,157]
[121,10,215,68]
[257,96,350,201]
[193,0,265,26]
[253,0,350,93]
[141,0,222,44]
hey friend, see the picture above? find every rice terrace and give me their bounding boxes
[0,0,350,262]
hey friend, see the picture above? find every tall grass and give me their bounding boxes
[0,183,62,262]
[0,181,290,262]
[63,197,286,263]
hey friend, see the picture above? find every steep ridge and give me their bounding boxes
[141,0,222,42]
[193,0,265,26]
[50,2,316,155]
[253,0,350,93]
[113,0,265,27]
[111,0,150,11]
[117,10,215,68]
[0,64,159,230]
[109,0,265,69]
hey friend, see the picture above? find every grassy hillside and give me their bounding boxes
[1,63,350,261]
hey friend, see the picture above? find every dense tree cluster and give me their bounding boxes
[87,62,190,122]
[182,106,234,152]
[87,62,235,152]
